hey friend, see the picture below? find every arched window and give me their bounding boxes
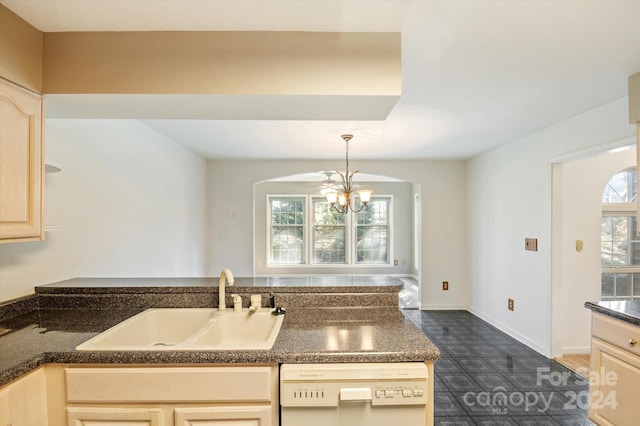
[601,167,639,300]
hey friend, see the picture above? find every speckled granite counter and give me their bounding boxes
[585,300,640,326]
[37,276,403,293]
[0,277,439,387]
[31,277,402,311]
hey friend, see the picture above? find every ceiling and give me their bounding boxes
[3,0,640,160]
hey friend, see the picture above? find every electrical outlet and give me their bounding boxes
[394,259,399,266]
[442,281,449,291]
[508,298,514,311]
[525,238,538,251]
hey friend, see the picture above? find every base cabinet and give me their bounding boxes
[45,364,278,426]
[589,339,640,426]
[65,405,271,426]
[175,406,271,425]
[67,407,162,426]
[589,313,640,426]
[0,367,48,425]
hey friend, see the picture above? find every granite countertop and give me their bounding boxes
[36,276,403,294]
[585,300,640,326]
[0,278,439,387]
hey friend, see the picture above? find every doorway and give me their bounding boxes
[550,141,636,362]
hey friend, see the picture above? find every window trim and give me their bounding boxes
[266,194,308,266]
[266,194,394,268]
[310,196,349,265]
[352,195,394,265]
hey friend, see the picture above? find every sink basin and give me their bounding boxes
[190,309,284,348]
[76,308,284,351]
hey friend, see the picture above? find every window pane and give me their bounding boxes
[314,201,345,225]
[269,197,305,264]
[611,242,628,266]
[312,199,346,264]
[601,273,614,297]
[356,225,388,264]
[271,226,304,264]
[601,217,612,240]
[631,241,640,266]
[601,217,640,267]
[616,274,632,297]
[356,199,388,225]
[602,169,637,203]
[601,241,613,266]
[313,226,346,263]
[355,197,390,264]
[612,217,628,241]
[634,274,640,296]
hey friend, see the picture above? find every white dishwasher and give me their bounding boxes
[280,363,428,426]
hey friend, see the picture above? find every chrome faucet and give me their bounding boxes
[218,268,235,311]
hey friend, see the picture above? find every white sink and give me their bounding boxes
[76,308,284,351]
[190,309,284,349]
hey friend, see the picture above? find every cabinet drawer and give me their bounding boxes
[589,338,640,426]
[592,313,640,357]
[66,366,274,403]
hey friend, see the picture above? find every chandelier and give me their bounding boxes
[324,134,372,214]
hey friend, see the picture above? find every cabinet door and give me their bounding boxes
[0,367,49,425]
[0,387,10,426]
[0,78,43,242]
[589,338,640,426]
[174,406,271,426]
[66,407,162,426]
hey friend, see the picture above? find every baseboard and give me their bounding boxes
[420,303,468,310]
[561,346,591,355]
[467,307,548,357]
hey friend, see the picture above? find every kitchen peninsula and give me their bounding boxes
[0,276,439,426]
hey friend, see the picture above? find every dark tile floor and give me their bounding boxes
[403,310,594,426]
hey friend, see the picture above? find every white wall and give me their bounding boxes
[207,159,468,309]
[467,97,634,356]
[554,147,635,355]
[0,119,208,302]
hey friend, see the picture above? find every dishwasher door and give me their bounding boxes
[280,363,428,426]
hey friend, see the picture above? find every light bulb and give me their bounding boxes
[358,189,372,204]
[326,192,338,205]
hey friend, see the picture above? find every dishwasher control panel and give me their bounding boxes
[280,363,429,407]
[281,382,428,407]
[374,385,426,399]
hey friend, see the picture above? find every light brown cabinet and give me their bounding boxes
[0,78,44,243]
[0,367,49,425]
[589,313,640,426]
[46,364,278,426]
[66,407,162,425]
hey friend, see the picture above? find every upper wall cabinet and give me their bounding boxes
[0,78,44,243]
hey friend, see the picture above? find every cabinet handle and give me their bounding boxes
[630,339,637,347]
